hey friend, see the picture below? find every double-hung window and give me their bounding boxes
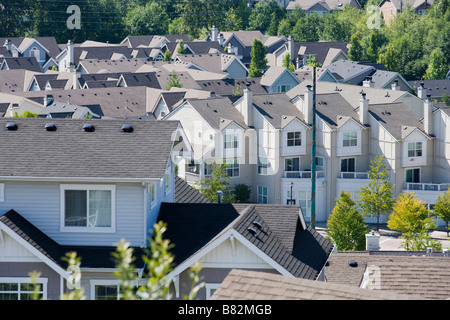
[224,134,239,149]
[287,131,301,147]
[407,142,422,157]
[257,186,268,204]
[61,184,115,231]
[258,156,270,175]
[343,131,357,147]
[225,159,239,177]
[0,278,47,300]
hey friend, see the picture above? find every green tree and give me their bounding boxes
[233,184,251,203]
[164,49,172,62]
[359,156,395,231]
[387,192,442,250]
[248,0,285,32]
[423,48,448,80]
[247,38,267,78]
[306,55,321,67]
[348,33,363,61]
[434,190,450,236]
[282,53,295,71]
[195,162,236,203]
[124,2,170,36]
[327,191,369,251]
[13,111,39,118]
[177,40,186,54]
[165,70,183,90]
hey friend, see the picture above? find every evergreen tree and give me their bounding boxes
[164,49,172,62]
[282,53,295,71]
[348,33,363,61]
[165,70,183,90]
[423,48,448,80]
[248,38,267,78]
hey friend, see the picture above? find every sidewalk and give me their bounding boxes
[314,222,450,251]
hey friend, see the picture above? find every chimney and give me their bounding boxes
[288,35,294,63]
[211,25,219,42]
[417,82,426,100]
[218,33,224,46]
[242,83,253,126]
[359,92,369,125]
[391,79,400,91]
[365,230,380,251]
[296,57,300,70]
[67,40,74,71]
[4,39,11,52]
[304,85,313,125]
[443,249,449,257]
[423,94,434,135]
[362,76,374,88]
[43,94,54,107]
[227,43,238,56]
[217,190,223,204]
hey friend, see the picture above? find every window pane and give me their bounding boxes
[95,285,118,300]
[65,190,87,226]
[89,190,112,227]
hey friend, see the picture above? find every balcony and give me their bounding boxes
[338,172,369,179]
[284,171,325,179]
[403,182,449,192]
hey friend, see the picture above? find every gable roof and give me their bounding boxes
[174,176,211,204]
[325,251,449,299]
[260,66,301,87]
[325,60,375,85]
[157,202,334,280]
[196,78,267,96]
[211,269,418,300]
[0,209,145,272]
[0,118,180,180]
[1,57,42,72]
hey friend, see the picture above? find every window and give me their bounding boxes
[0,183,4,202]
[0,278,46,300]
[343,131,357,147]
[285,157,300,177]
[298,190,311,218]
[407,142,422,157]
[277,84,292,93]
[257,186,268,204]
[258,156,270,175]
[204,163,213,176]
[406,168,420,183]
[61,185,115,231]
[287,131,301,147]
[90,280,120,300]
[30,47,40,61]
[150,184,155,202]
[315,156,324,169]
[224,134,239,149]
[340,158,355,172]
[225,159,239,177]
[205,283,221,300]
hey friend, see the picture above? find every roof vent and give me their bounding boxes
[121,124,133,133]
[247,227,257,237]
[348,260,358,268]
[253,221,263,229]
[82,123,95,132]
[44,123,57,131]
[5,122,18,131]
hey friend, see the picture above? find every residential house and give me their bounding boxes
[0,57,42,73]
[286,0,361,15]
[120,35,189,49]
[0,118,191,300]
[196,78,267,97]
[165,40,225,60]
[379,0,434,24]
[1,37,61,70]
[157,202,334,299]
[260,66,302,93]
[0,70,41,93]
[175,53,249,79]
[409,79,450,102]
[293,66,340,83]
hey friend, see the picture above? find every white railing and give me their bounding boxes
[284,171,325,179]
[338,172,369,179]
[404,183,449,192]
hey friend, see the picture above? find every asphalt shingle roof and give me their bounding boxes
[0,118,179,179]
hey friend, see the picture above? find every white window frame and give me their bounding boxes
[0,277,48,300]
[258,156,270,175]
[205,283,221,300]
[60,184,116,233]
[224,133,239,149]
[90,280,121,300]
[343,131,357,147]
[257,185,268,204]
[225,159,240,177]
[407,142,422,158]
[29,47,41,61]
[287,131,301,147]
[277,84,292,93]
[405,168,421,183]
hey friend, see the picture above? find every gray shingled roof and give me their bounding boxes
[211,269,419,300]
[1,57,42,72]
[157,202,334,280]
[0,118,180,179]
[174,176,211,204]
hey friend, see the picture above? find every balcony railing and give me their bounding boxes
[338,172,369,179]
[284,171,325,179]
[404,183,449,192]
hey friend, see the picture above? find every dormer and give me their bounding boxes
[401,127,430,167]
[336,117,365,157]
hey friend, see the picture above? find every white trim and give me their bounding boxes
[0,183,4,202]
[59,184,116,233]
[0,222,69,279]
[89,279,120,300]
[205,283,221,300]
[0,176,160,183]
[0,277,48,300]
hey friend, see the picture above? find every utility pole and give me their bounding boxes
[310,66,317,229]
